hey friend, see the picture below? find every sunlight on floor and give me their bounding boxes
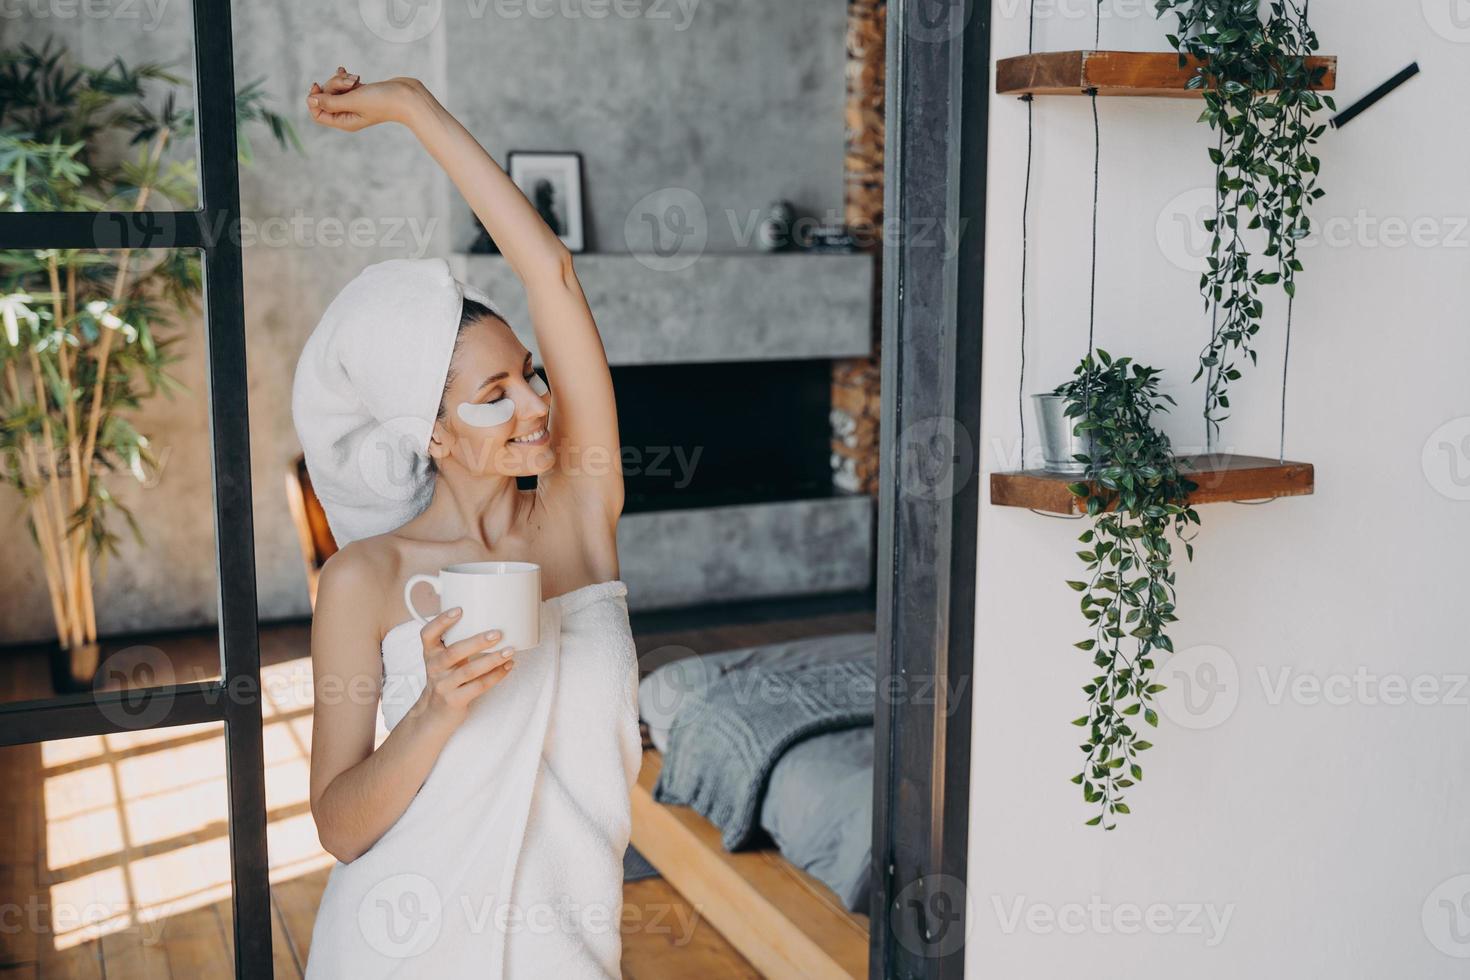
[34,656,337,953]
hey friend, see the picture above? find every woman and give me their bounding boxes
[292,68,639,977]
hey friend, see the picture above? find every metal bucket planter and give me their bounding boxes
[1032,393,1094,475]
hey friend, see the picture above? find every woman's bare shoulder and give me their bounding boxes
[315,534,407,644]
[320,534,404,586]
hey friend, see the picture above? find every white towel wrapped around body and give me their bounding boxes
[304,580,642,979]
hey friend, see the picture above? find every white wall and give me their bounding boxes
[968,1,1470,976]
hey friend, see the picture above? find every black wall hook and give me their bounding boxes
[1330,62,1420,130]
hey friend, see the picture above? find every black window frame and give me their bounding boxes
[869,0,989,977]
[0,0,272,974]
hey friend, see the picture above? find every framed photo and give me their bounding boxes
[507,151,585,253]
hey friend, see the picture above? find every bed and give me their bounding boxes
[637,632,876,913]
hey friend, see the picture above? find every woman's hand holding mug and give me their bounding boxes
[410,608,516,732]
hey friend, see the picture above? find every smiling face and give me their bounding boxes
[428,313,554,477]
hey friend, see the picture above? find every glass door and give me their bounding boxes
[0,0,271,974]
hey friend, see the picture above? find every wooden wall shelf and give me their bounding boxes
[996,50,1337,98]
[990,454,1315,514]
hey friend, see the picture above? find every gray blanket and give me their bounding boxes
[653,648,877,850]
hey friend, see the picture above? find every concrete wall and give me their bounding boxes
[968,1,1470,976]
[0,0,848,643]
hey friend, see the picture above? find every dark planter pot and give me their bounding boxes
[49,641,100,695]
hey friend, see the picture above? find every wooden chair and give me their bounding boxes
[284,454,338,609]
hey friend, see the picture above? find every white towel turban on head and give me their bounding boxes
[291,257,501,548]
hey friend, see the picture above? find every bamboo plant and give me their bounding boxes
[0,40,298,666]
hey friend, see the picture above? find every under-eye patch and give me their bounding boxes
[528,372,549,397]
[457,398,516,428]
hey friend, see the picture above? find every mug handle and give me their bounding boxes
[403,573,441,626]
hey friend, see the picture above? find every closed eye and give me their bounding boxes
[482,372,545,405]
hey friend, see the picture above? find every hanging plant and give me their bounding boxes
[1058,351,1200,828]
[1153,0,1333,438]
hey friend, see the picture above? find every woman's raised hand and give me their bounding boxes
[411,607,516,730]
[305,67,425,133]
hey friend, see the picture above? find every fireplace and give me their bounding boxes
[456,252,876,609]
[610,360,834,513]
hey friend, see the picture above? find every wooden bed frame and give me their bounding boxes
[630,749,869,978]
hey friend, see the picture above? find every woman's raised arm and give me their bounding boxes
[307,70,623,522]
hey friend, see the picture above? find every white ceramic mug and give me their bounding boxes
[403,561,541,650]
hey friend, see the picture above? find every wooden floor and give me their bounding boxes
[0,599,874,979]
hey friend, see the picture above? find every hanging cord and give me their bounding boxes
[1067,3,1104,519]
[1023,0,1079,517]
[1018,0,1038,470]
[1276,0,1308,465]
[1023,7,1105,525]
[1279,293,1293,463]
[1087,90,1100,361]
[1019,95,1034,469]
[1040,87,1100,525]
[1034,507,1086,520]
[1232,0,1311,505]
[1087,0,1102,361]
[1204,126,1225,455]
